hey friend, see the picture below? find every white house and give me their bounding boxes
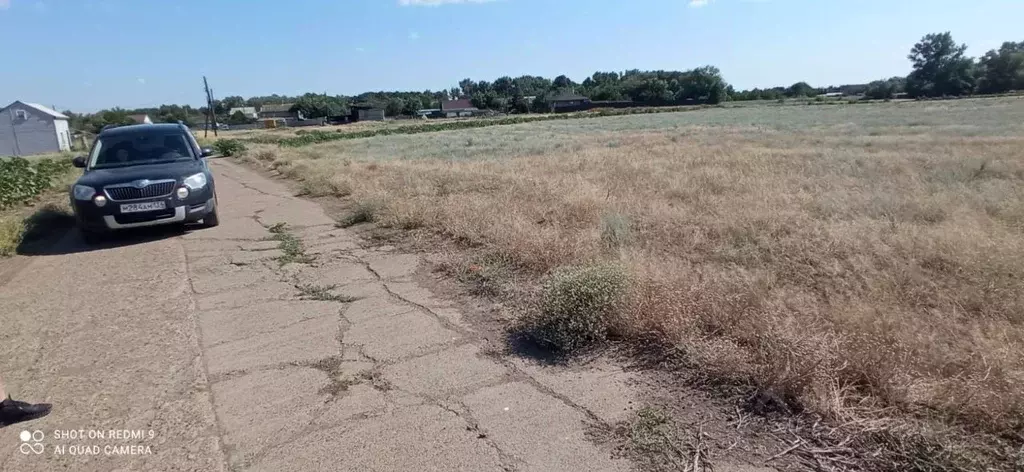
[229,107,259,120]
[0,101,72,156]
[128,113,153,124]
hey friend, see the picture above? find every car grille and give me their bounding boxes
[113,208,176,225]
[104,181,176,201]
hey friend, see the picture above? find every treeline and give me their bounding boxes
[65,105,200,135]
[230,67,732,120]
[859,33,1022,100]
[66,31,1023,131]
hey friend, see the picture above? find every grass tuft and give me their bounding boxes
[296,174,353,198]
[268,223,315,265]
[337,199,382,228]
[520,263,628,352]
[629,407,674,453]
[213,139,246,157]
[0,217,25,257]
[600,212,632,251]
[295,283,358,302]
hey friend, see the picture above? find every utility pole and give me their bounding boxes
[203,76,218,138]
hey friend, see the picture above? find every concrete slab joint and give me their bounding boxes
[0,159,640,472]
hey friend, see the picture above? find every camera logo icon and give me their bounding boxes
[19,430,45,455]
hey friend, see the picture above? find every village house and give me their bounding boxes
[546,93,591,112]
[0,101,72,156]
[128,114,153,124]
[439,98,479,118]
[258,104,303,120]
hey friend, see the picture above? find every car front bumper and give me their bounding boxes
[72,187,215,232]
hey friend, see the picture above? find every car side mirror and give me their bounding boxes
[201,147,215,157]
[71,156,87,168]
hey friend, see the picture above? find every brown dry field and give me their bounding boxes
[233,97,1024,469]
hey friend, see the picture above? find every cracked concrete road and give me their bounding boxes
[0,160,639,471]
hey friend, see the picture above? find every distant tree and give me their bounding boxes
[384,98,404,117]
[245,94,288,107]
[401,99,421,116]
[475,80,493,96]
[420,93,436,110]
[677,66,728,103]
[492,76,514,97]
[906,32,977,97]
[977,41,1024,94]
[458,79,476,98]
[588,86,623,101]
[155,105,194,125]
[512,75,552,96]
[838,83,870,96]
[552,75,574,90]
[470,91,499,110]
[291,93,344,118]
[220,96,246,112]
[589,71,620,86]
[786,81,816,97]
[531,95,549,113]
[510,90,531,113]
[624,77,670,102]
[723,85,735,99]
[864,79,897,99]
[227,110,254,125]
[89,108,136,133]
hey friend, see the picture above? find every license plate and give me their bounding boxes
[120,201,166,213]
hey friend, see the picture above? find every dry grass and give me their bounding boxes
[0,163,79,256]
[238,97,1024,469]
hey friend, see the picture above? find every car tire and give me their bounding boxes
[203,207,220,228]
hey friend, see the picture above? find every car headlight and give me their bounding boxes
[183,172,208,190]
[73,185,96,201]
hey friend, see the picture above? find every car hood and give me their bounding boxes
[76,161,205,188]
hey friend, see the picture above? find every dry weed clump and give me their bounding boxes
[520,263,629,351]
[236,100,1024,469]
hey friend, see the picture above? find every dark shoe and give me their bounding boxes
[0,396,52,427]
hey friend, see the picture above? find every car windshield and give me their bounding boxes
[89,130,195,169]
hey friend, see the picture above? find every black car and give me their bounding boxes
[70,123,220,243]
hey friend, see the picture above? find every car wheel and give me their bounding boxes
[203,207,220,228]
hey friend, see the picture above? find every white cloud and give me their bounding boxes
[355,47,366,52]
[399,0,497,6]
[408,31,420,40]
[137,78,146,85]
[688,0,709,7]
[0,0,10,10]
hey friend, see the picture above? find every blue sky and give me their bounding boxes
[1,0,1021,112]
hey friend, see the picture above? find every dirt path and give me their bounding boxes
[0,160,645,471]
